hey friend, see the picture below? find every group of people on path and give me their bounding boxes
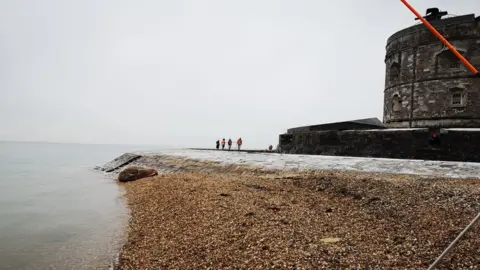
[216,138,242,151]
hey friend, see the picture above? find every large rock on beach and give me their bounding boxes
[118,166,158,182]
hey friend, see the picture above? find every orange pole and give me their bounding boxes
[400,0,479,77]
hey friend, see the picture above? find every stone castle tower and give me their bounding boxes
[384,11,480,128]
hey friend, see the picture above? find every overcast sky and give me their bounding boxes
[0,0,478,148]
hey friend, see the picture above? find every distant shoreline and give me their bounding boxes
[0,140,171,148]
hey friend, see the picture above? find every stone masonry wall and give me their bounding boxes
[384,14,480,128]
[279,129,480,162]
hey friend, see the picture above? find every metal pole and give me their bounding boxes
[398,1,480,268]
[399,0,479,77]
[427,212,480,269]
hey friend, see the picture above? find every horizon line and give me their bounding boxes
[0,139,177,148]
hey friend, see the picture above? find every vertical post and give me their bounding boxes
[409,47,417,128]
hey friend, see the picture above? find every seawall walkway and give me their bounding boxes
[98,149,480,179]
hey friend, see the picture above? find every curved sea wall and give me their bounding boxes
[97,149,480,179]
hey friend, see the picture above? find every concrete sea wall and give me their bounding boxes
[279,129,480,162]
[98,149,480,179]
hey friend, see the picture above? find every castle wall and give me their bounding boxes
[279,129,480,162]
[384,15,480,128]
[278,13,480,162]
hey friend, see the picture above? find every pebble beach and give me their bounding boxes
[105,152,480,269]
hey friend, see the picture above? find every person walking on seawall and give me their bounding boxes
[216,140,220,150]
[237,138,243,151]
[221,138,226,150]
[227,138,232,151]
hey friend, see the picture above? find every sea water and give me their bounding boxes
[0,141,162,270]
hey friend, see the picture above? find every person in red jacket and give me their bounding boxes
[227,138,233,150]
[236,138,243,151]
[221,138,226,150]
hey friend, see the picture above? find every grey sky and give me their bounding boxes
[0,0,478,148]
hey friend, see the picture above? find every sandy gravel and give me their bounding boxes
[115,168,480,269]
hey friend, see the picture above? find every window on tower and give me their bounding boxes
[389,63,400,80]
[392,94,402,112]
[449,62,460,69]
[449,87,466,107]
[436,48,465,70]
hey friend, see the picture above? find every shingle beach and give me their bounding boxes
[107,152,480,269]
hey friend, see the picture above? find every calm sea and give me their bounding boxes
[0,141,164,270]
